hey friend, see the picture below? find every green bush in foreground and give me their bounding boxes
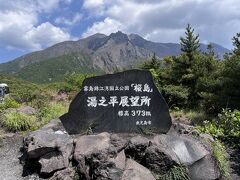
[211,140,231,179]
[195,121,224,138]
[170,108,207,124]
[196,108,240,139]
[0,96,20,112]
[218,109,240,137]
[1,112,37,132]
[39,102,68,124]
[157,165,190,180]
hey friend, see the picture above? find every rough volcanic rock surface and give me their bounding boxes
[145,145,180,173]
[121,159,156,180]
[189,154,220,180]
[21,123,222,180]
[23,120,73,176]
[153,134,210,166]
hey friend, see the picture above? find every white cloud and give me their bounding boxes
[144,29,185,43]
[83,0,105,9]
[55,13,82,26]
[35,0,60,13]
[25,22,71,50]
[82,0,240,48]
[82,17,124,37]
[0,0,73,50]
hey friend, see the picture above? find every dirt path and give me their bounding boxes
[0,134,41,180]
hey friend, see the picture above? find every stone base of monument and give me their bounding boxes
[21,119,221,180]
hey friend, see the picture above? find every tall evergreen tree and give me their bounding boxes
[207,43,215,57]
[140,53,159,70]
[232,32,240,55]
[220,32,240,109]
[180,24,200,61]
[150,53,159,70]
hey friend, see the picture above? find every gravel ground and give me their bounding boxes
[0,134,42,180]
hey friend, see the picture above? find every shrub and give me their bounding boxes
[211,140,231,179]
[162,85,189,108]
[30,91,52,109]
[218,109,240,137]
[39,102,68,124]
[195,121,224,138]
[62,73,94,92]
[1,112,37,132]
[196,109,240,139]
[157,165,190,180]
[170,108,207,124]
[0,96,20,112]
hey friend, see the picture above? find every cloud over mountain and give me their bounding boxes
[82,0,240,49]
[0,0,73,51]
[0,0,239,62]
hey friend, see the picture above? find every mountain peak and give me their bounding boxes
[0,32,231,83]
[128,33,148,48]
[109,31,129,44]
[128,33,144,40]
[82,33,107,41]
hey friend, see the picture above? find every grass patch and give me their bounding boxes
[1,112,38,132]
[211,140,231,179]
[170,108,207,124]
[195,121,224,139]
[39,101,68,124]
[157,165,190,180]
[195,109,240,141]
[0,96,20,113]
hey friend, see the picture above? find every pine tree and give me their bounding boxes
[140,53,159,70]
[232,32,240,55]
[207,43,215,57]
[180,24,200,61]
[220,32,240,109]
[150,53,159,70]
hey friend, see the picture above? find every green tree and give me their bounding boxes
[207,43,215,57]
[194,53,224,113]
[232,32,240,55]
[62,73,94,92]
[140,53,160,70]
[218,32,240,109]
[180,24,200,61]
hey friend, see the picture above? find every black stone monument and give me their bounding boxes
[60,70,172,134]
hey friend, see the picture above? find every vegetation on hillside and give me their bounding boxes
[142,24,240,136]
[0,74,38,102]
[16,53,103,83]
[211,140,231,179]
[141,24,240,116]
[0,72,96,133]
[141,24,240,177]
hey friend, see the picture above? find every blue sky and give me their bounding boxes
[0,0,239,63]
